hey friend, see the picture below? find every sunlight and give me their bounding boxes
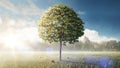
[2,33,33,52]
[4,34,19,49]
[3,33,26,51]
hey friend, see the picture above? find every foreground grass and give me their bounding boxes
[2,61,100,68]
[0,51,120,68]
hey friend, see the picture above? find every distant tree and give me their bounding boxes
[38,4,84,61]
[118,41,120,51]
[106,40,117,51]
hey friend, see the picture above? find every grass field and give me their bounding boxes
[0,51,120,68]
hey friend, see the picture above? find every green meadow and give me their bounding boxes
[0,51,120,68]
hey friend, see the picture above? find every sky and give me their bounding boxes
[0,0,119,51]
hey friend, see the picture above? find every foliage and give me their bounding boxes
[38,4,84,44]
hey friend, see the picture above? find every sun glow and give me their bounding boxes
[2,33,32,52]
[4,34,20,49]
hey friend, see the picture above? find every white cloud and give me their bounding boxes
[79,29,118,43]
[0,0,45,16]
[0,0,17,12]
[77,10,86,15]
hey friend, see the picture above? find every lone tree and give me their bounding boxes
[38,4,84,61]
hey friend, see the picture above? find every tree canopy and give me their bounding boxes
[38,4,84,44]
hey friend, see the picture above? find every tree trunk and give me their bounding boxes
[59,40,62,61]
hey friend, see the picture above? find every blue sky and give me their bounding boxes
[0,0,120,41]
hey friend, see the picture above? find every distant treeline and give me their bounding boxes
[32,37,120,51]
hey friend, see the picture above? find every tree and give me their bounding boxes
[38,4,84,61]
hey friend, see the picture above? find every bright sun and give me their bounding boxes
[3,33,33,51]
[4,34,20,49]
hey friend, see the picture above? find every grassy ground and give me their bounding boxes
[0,51,120,68]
